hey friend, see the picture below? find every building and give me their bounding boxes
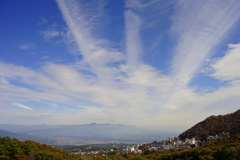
[206,135,219,143]
[219,132,230,139]
[151,141,165,147]
[206,132,230,143]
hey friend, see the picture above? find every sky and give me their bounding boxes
[0,0,240,132]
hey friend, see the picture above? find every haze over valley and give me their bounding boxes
[0,123,177,145]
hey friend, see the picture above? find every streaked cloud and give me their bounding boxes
[170,0,240,84]
[124,7,142,67]
[49,103,59,108]
[12,102,33,110]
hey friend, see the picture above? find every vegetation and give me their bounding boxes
[57,143,131,153]
[80,134,240,159]
[179,109,240,140]
[1,134,240,159]
[0,137,77,160]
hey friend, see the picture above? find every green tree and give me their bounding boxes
[34,152,61,160]
[215,146,240,160]
[6,140,23,159]
[23,142,33,155]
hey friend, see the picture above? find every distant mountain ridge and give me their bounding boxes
[0,123,177,145]
[179,109,240,140]
[0,129,57,144]
[0,129,21,137]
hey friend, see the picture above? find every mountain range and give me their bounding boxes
[0,123,177,145]
[0,129,57,144]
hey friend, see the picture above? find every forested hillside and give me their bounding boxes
[0,137,76,160]
[179,109,240,140]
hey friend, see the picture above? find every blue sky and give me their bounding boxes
[1,0,240,132]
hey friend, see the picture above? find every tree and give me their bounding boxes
[34,152,61,160]
[6,140,23,159]
[23,142,33,155]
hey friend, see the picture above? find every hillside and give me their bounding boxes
[0,137,77,159]
[0,129,20,138]
[179,109,240,140]
[141,133,240,160]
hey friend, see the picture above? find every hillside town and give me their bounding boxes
[73,132,230,156]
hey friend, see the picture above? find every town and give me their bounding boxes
[71,132,230,156]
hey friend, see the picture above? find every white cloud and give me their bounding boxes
[12,102,33,110]
[55,0,125,82]
[210,43,240,81]
[38,17,48,25]
[49,103,59,108]
[170,0,240,84]
[0,76,8,84]
[41,29,63,39]
[125,0,142,10]
[124,9,142,67]
[0,58,240,130]
[18,43,36,50]
[0,60,175,123]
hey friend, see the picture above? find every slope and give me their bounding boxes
[179,109,240,140]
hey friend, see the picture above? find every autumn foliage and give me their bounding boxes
[179,109,240,140]
[0,137,76,160]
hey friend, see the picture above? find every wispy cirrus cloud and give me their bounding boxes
[170,0,240,84]
[38,17,48,25]
[40,29,64,40]
[124,5,142,67]
[56,0,125,83]
[0,56,240,130]
[0,60,175,125]
[18,43,36,50]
